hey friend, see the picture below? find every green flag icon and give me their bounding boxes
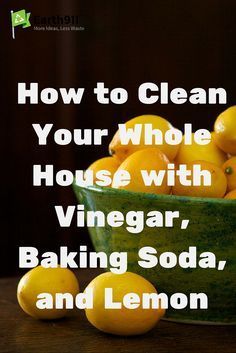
[11,10,31,28]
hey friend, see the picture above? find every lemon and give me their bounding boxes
[172,160,227,198]
[214,106,236,154]
[109,115,180,161]
[85,272,165,336]
[112,147,171,194]
[175,133,226,167]
[87,156,120,185]
[224,189,236,199]
[17,266,79,320]
[222,156,236,192]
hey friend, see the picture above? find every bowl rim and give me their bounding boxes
[73,183,236,205]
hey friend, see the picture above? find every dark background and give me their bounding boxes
[1,0,235,276]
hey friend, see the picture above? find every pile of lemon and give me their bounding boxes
[17,107,236,337]
[17,267,164,336]
[88,106,236,199]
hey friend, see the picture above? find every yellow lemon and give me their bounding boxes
[87,156,120,186]
[172,160,227,198]
[222,157,236,192]
[85,272,165,336]
[224,189,236,199]
[112,147,171,194]
[109,115,180,162]
[175,133,226,167]
[214,106,236,155]
[17,266,79,320]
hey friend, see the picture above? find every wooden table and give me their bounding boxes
[0,269,235,353]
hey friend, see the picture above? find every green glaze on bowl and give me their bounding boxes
[73,184,236,324]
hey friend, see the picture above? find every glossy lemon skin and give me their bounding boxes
[85,272,165,336]
[17,266,79,320]
[112,147,171,195]
[172,160,227,198]
[214,106,236,155]
[175,133,227,167]
[224,189,236,199]
[109,115,180,162]
[87,156,120,186]
[222,157,236,192]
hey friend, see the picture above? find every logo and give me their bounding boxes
[11,9,31,39]
[10,11,85,38]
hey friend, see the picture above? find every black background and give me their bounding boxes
[1,0,235,275]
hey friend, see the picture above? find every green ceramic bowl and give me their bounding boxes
[73,184,236,324]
